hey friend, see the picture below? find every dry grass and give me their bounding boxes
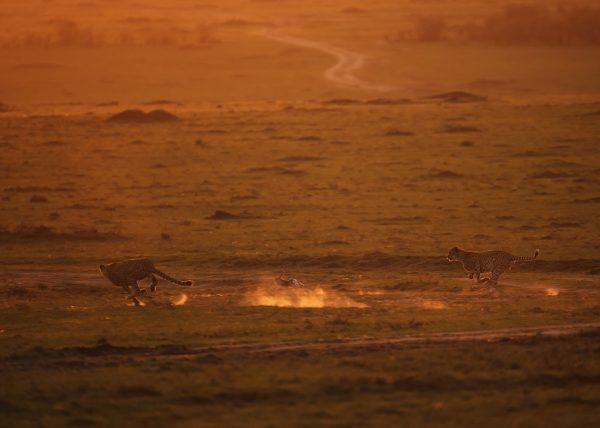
[1,101,599,269]
[1,270,599,427]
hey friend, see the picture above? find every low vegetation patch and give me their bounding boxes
[0,225,125,242]
[106,109,180,123]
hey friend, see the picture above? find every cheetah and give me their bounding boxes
[99,258,193,306]
[447,247,539,286]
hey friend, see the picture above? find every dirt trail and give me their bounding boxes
[256,30,395,92]
[4,322,598,370]
[189,322,600,355]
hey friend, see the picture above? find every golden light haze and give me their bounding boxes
[2,0,600,106]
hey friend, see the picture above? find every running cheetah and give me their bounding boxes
[99,258,192,306]
[447,247,539,285]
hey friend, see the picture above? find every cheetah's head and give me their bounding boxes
[447,247,461,262]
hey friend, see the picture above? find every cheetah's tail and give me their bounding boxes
[513,249,539,262]
[153,269,193,286]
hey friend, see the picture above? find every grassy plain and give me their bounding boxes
[1,99,600,426]
[1,269,600,427]
[1,101,599,266]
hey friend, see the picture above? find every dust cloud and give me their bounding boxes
[171,293,189,306]
[418,300,448,310]
[244,279,367,308]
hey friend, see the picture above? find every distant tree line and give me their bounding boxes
[388,4,600,45]
[0,19,220,48]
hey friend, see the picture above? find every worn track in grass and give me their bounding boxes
[4,322,599,372]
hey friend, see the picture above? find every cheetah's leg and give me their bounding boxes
[130,282,147,307]
[475,270,489,283]
[488,269,503,286]
[129,295,142,306]
[129,284,144,306]
[132,281,146,295]
[149,274,158,292]
[120,284,134,296]
[121,284,142,306]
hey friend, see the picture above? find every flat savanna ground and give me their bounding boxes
[1,99,600,427]
[2,100,600,264]
[1,270,600,427]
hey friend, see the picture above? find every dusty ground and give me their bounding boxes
[1,270,600,427]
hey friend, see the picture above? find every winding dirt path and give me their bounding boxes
[256,30,395,92]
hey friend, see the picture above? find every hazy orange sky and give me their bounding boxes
[1,0,600,106]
